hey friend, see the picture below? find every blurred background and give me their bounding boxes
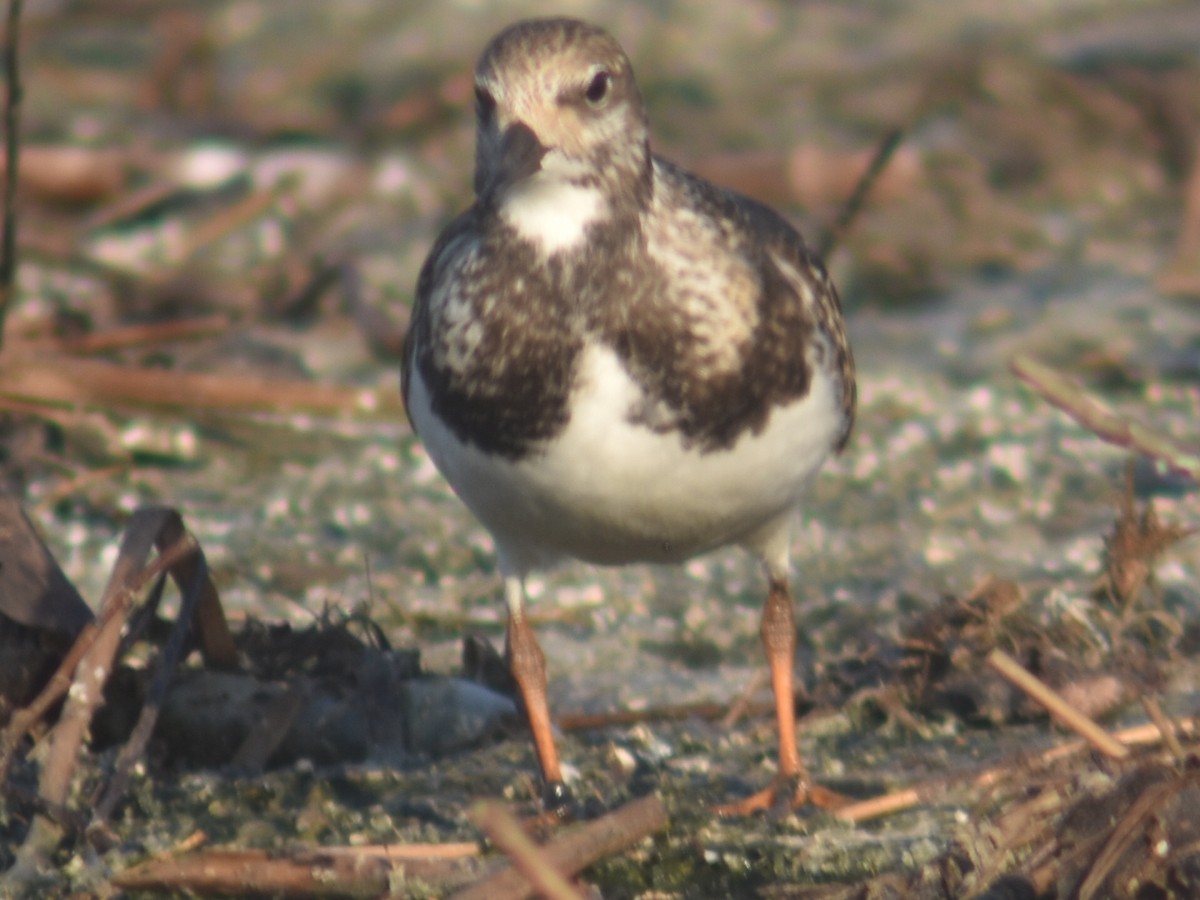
[2,0,1199,731]
[3,1,1200,892]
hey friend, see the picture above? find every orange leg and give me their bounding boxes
[763,575,805,785]
[506,610,567,800]
[716,576,846,816]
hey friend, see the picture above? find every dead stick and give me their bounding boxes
[558,699,773,732]
[1010,354,1200,482]
[721,670,767,730]
[228,678,310,773]
[0,350,403,419]
[111,847,423,896]
[1140,696,1184,762]
[468,802,582,900]
[451,795,668,900]
[46,314,230,355]
[987,649,1128,759]
[0,532,194,786]
[93,535,206,824]
[817,126,904,259]
[321,841,480,861]
[0,0,21,350]
[179,185,285,264]
[1077,777,1180,899]
[0,783,88,831]
[0,619,96,784]
[836,718,1191,824]
[5,519,196,882]
[31,463,130,520]
[835,787,924,823]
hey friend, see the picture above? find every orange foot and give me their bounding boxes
[714,775,850,818]
[512,780,577,833]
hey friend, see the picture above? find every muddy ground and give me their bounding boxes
[2,1,1200,897]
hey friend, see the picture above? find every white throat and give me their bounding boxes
[500,170,606,255]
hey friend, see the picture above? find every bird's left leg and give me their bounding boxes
[503,575,572,816]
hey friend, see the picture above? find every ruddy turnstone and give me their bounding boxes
[403,17,855,815]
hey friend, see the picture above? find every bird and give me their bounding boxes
[402,17,856,816]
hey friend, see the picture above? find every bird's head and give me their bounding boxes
[471,18,652,250]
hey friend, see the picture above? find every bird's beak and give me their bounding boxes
[499,122,547,183]
[477,121,547,196]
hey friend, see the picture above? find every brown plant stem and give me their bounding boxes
[0,0,23,350]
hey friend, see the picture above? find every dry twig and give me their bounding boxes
[451,795,668,900]
[0,350,404,420]
[558,697,773,733]
[0,624,96,784]
[986,649,1129,759]
[837,718,1193,824]
[468,801,583,900]
[39,314,230,354]
[1010,354,1200,482]
[3,508,234,888]
[817,127,904,259]
[0,0,23,349]
[111,846,462,897]
[1141,696,1185,763]
[93,521,221,823]
[111,798,668,898]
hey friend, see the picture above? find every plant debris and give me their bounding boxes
[1,1,1199,897]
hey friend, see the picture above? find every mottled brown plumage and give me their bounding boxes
[402,17,856,815]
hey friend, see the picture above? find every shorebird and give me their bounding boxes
[403,17,856,815]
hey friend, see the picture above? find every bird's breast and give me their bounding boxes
[408,340,843,572]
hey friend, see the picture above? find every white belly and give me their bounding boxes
[407,343,840,576]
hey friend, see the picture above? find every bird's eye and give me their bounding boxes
[474,84,496,120]
[584,71,611,108]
